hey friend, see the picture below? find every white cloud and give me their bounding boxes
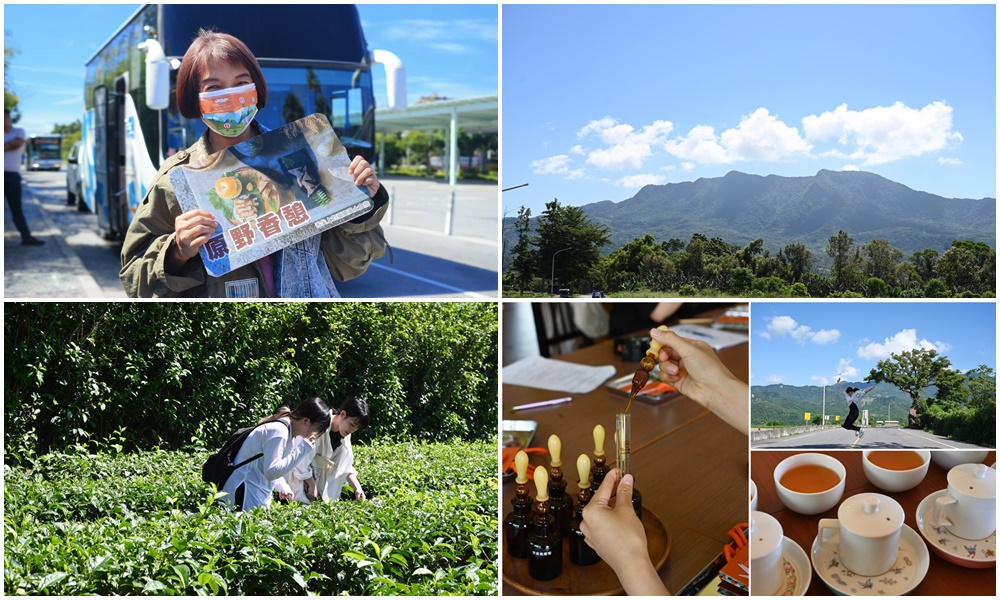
[577,117,675,170]
[530,154,573,175]
[682,162,696,171]
[856,329,950,360]
[767,374,785,384]
[587,142,653,170]
[566,169,586,180]
[842,164,860,171]
[812,329,841,344]
[616,173,667,188]
[663,108,811,165]
[802,101,962,166]
[431,43,466,53]
[763,316,839,345]
[837,358,860,380]
[937,157,962,166]
[569,145,585,155]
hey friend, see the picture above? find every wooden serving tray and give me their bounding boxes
[502,507,671,595]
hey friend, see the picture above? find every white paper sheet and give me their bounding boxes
[502,355,617,394]
[670,323,748,351]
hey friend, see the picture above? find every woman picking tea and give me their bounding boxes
[121,29,388,298]
[222,398,332,511]
[276,398,371,503]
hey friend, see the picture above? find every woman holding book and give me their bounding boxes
[121,29,388,298]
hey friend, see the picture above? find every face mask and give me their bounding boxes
[199,83,258,137]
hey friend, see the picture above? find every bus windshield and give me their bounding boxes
[166,65,373,160]
[30,139,62,159]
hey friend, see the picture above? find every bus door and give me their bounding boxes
[92,86,111,236]
[107,75,129,239]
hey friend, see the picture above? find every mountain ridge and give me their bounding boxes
[503,170,995,269]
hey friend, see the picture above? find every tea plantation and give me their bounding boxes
[3,440,497,595]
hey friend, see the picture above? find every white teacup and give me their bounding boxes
[862,450,930,492]
[930,450,989,471]
[774,453,846,515]
[819,493,904,576]
[933,463,997,540]
[750,479,758,512]
[750,510,783,596]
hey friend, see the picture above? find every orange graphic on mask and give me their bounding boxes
[199,83,258,116]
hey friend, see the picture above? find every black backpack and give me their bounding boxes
[202,419,290,489]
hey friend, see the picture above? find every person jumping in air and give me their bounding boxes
[837,377,876,438]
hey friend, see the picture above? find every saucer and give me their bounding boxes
[775,536,811,596]
[810,524,929,596]
[915,489,996,569]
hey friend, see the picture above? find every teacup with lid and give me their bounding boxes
[818,493,905,576]
[933,463,996,540]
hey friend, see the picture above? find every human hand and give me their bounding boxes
[278,491,294,501]
[651,328,732,404]
[171,209,217,263]
[580,469,648,573]
[305,478,318,501]
[355,487,367,501]
[348,155,380,196]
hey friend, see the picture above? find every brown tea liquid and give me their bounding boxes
[780,464,841,493]
[868,450,925,471]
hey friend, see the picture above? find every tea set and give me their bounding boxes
[751,450,995,595]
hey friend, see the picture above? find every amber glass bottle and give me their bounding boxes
[527,468,562,581]
[504,450,532,558]
[568,454,600,566]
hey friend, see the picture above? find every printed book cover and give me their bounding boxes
[171,113,373,276]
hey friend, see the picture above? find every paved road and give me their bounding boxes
[5,170,498,299]
[751,426,989,450]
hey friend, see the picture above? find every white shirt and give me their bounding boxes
[221,418,314,511]
[846,387,872,404]
[313,431,357,501]
[5,127,26,172]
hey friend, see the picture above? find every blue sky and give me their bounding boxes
[502,4,996,216]
[4,3,497,135]
[751,302,996,387]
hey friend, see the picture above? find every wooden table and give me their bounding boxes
[502,333,749,594]
[751,450,997,595]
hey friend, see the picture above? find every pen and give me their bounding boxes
[682,329,715,340]
[512,397,573,411]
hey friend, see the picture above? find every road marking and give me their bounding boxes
[369,262,494,298]
[900,429,963,449]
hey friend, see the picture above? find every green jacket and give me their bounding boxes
[120,132,388,298]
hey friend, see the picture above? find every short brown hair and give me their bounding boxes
[175,29,268,119]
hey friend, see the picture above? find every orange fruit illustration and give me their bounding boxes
[215,176,242,200]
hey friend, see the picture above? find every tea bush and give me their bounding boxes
[4,440,497,595]
[4,303,498,462]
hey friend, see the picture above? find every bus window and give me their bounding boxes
[165,64,374,160]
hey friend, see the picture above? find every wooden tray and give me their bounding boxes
[502,507,671,595]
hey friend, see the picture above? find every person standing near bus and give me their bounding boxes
[120,30,388,298]
[4,109,45,246]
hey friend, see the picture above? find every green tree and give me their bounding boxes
[534,198,610,293]
[5,30,20,118]
[826,230,861,291]
[966,365,996,410]
[52,120,82,159]
[282,93,306,123]
[862,238,904,287]
[600,234,674,291]
[868,348,953,428]
[910,249,939,282]
[508,206,537,295]
[777,242,814,283]
[934,240,994,295]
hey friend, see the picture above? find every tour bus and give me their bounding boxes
[25,135,63,171]
[76,4,405,240]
